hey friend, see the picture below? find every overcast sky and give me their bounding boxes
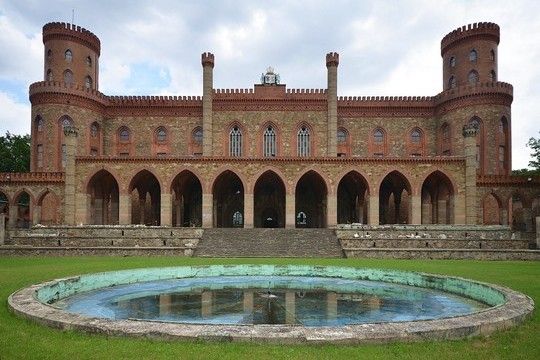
[0,0,538,169]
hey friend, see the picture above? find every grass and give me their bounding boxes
[0,257,538,359]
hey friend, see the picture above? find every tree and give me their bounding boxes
[527,132,540,170]
[0,132,30,173]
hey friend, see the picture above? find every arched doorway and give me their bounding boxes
[295,171,327,228]
[14,191,31,228]
[87,170,119,225]
[379,171,411,224]
[254,171,285,228]
[213,171,244,228]
[483,193,502,225]
[337,171,369,224]
[0,191,9,228]
[420,171,455,224]
[38,191,61,225]
[129,170,161,226]
[171,171,202,227]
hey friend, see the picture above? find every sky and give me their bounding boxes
[0,0,538,169]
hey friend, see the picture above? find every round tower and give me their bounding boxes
[441,22,499,90]
[42,22,101,90]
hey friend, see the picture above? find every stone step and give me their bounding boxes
[7,237,199,247]
[0,246,193,257]
[339,239,530,250]
[195,228,344,258]
[342,248,540,261]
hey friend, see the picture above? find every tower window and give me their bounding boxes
[47,69,53,81]
[297,126,310,157]
[63,70,74,85]
[86,56,92,67]
[90,123,98,137]
[36,116,44,132]
[84,76,92,89]
[469,49,477,63]
[47,49,52,60]
[449,56,456,67]
[61,144,67,168]
[229,126,242,157]
[448,75,457,89]
[263,125,276,157]
[156,127,167,142]
[490,49,495,61]
[37,144,43,168]
[489,70,496,82]
[65,49,72,62]
[468,70,479,85]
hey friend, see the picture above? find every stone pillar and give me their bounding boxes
[32,205,41,226]
[0,213,5,245]
[202,52,214,157]
[327,193,337,227]
[523,208,533,232]
[201,291,212,317]
[243,291,254,314]
[454,194,466,224]
[202,193,213,228]
[326,52,339,156]
[286,193,295,228]
[244,193,254,228]
[502,209,509,226]
[110,197,119,225]
[421,201,430,224]
[437,200,447,224]
[160,192,172,227]
[411,195,421,225]
[8,204,17,228]
[285,291,296,324]
[327,292,337,321]
[368,195,379,225]
[463,124,478,225]
[94,197,103,225]
[63,126,78,225]
[119,194,131,225]
[536,216,540,249]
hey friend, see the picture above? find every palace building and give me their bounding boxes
[0,21,539,232]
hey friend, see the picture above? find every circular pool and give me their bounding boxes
[8,265,534,344]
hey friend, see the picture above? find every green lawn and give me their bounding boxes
[0,257,538,359]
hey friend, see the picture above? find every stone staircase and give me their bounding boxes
[195,228,344,258]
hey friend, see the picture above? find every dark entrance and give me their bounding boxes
[254,170,285,228]
[213,170,244,228]
[295,171,327,228]
[171,170,202,227]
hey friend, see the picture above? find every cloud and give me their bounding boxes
[0,91,31,135]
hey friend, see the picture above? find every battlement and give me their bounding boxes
[338,95,433,103]
[0,172,65,183]
[434,81,513,105]
[326,52,339,67]
[213,86,327,100]
[107,95,202,104]
[43,22,101,55]
[201,52,215,67]
[441,22,499,55]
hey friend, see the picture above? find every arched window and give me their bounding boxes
[490,49,495,61]
[90,123,98,137]
[337,129,347,144]
[490,70,496,82]
[337,127,350,157]
[469,49,477,63]
[63,69,73,85]
[193,127,203,145]
[411,128,421,143]
[468,70,479,85]
[65,49,73,62]
[46,69,53,81]
[47,49,52,60]
[469,117,483,171]
[448,75,457,89]
[84,76,92,89]
[35,116,44,132]
[449,56,456,67]
[441,123,451,155]
[86,56,92,67]
[232,211,243,226]
[297,126,310,157]
[229,126,242,157]
[59,116,73,168]
[374,129,384,143]
[61,116,73,130]
[263,125,276,157]
[156,127,167,142]
[119,127,130,142]
[498,117,509,174]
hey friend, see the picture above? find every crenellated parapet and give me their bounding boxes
[434,81,513,114]
[43,22,101,55]
[441,22,499,55]
[0,172,65,183]
[213,87,327,100]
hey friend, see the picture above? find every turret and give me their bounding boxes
[441,22,499,90]
[42,22,101,90]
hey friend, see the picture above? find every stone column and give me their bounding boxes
[244,193,254,228]
[368,195,379,225]
[411,195,421,224]
[327,292,337,321]
[463,124,478,225]
[286,193,295,228]
[202,193,213,228]
[201,291,212,317]
[523,208,533,232]
[437,200,447,224]
[326,52,339,156]
[454,193,466,224]
[32,205,41,226]
[243,291,254,314]
[119,194,131,225]
[160,192,172,226]
[94,197,103,225]
[285,291,296,324]
[63,125,78,225]
[327,193,337,227]
[536,216,540,249]
[0,213,6,245]
[202,52,214,157]
[421,201,431,224]
[502,209,509,226]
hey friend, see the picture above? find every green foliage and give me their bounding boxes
[512,168,540,177]
[0,132,30,172]
[0,257,539,359]
[527,132,540,170]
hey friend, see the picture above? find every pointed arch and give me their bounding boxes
[439,122,452,155]
[0,190,9,218]
[370,127,387,157]
[58,115,74,169]
[337,171,369,224]
[337,127,351,157]
[87,170,119,225]
[89,121,101,156]
[295,170,327,228]
[227,122,245,157]
[483,192,502,225]
[190,126,203,155]
[129,170,161,226]
[379,170,412,224]
[294,122,314,157]
[13,190,32,228]
[213,170,244,227]
[421,170,455,224]
[260,121,280,157]
[408,126,425,156]
[254,170,286,228]
[469,116,485,174]
[171,170,202,227]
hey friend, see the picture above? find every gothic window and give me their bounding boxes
[61,144,67,168]
[490,70,496,82]
[90,123,98,137]
[468,70,479,85]
[449,56,456,67]
[411,129,421,143]
[193,127,203,144]
[61,117,73,130]
[47,69,53,81]
[374,129,384,143]
[86,56,92,67]
[232,211,243,226]
[36,116,44,132]
[441,123,451,155]
[65,49,72,62]
[297,126,310,157]
[37,144,43,168]
[448,75,457,89]
[119,127,130,142]
[229,126,242,157]
[90,148,98,156]
[85,76,92,89]
[490,49,495,61]
[469,49,477,63]
[469,117,483,171]
[156,127,167,142]
[263,125,276,157]
[337,129,347,143]
[47,49,52,60]
[63,69,73,85]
